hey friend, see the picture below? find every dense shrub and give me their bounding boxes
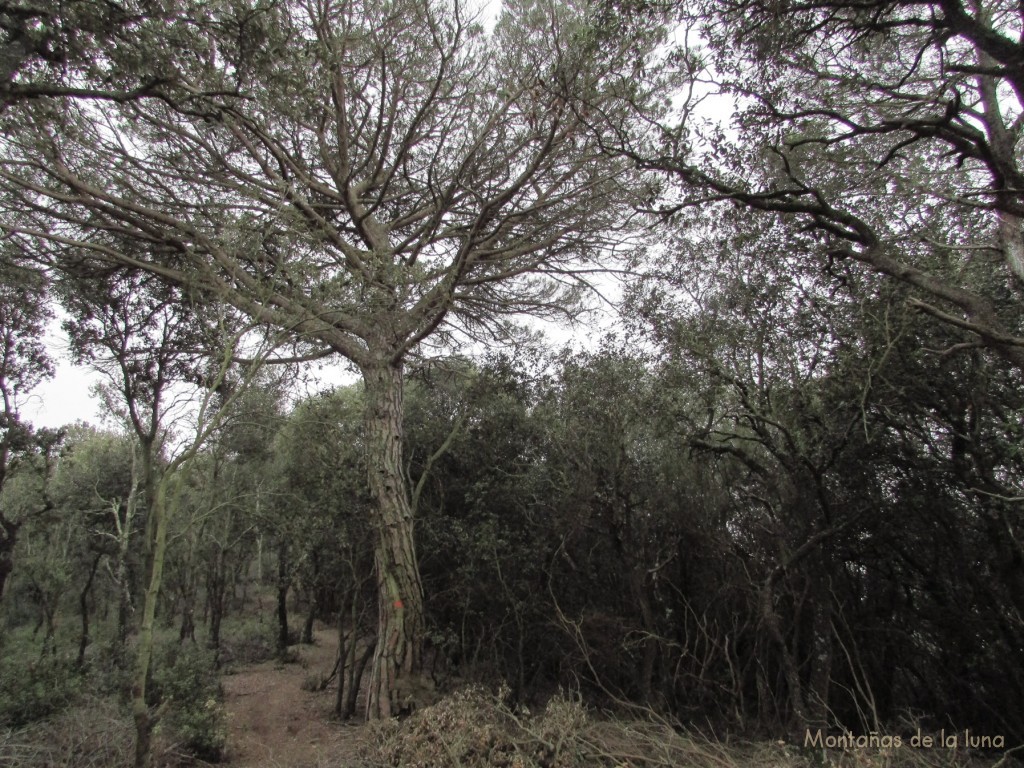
[218,618,277,667]
[0,654,84,727]
[154,644,227,762]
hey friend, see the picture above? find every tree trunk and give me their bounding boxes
[133,472,168,768]
[116,447,145,665]
[806,584,834,730]
[347,637,377,719]
[78,553,102,667]
[277,541,290,656]
[335,590,352,718]
[208,582,225,651]
[116,559,133,662]
[0,516,20,602]
[761,583,809,732]
[40,601,57,657]
[178,567,198,644]
[302,550,320,644]
[206,548,228,651]
[362,360,424,719]
[0,555,11,603]
[302,601,316,645]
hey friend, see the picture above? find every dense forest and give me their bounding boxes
[0,0,1022,766]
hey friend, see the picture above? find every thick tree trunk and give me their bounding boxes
[362,360,424,719]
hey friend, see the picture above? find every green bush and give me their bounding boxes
[153,645,226,762]
[218,617,276,667]
[0,654,84,728]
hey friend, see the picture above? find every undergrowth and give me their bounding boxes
[363,685,1020,768]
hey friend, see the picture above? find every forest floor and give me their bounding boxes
[220,627,368,767]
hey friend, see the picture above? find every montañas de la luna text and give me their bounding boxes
[804,729,1005,750]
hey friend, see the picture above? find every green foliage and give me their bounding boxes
[0,651,84,728]
[218,616,278,668]
[153,644,226,762]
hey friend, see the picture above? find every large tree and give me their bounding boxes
[611,0,1024,365]
[0,0,648,716]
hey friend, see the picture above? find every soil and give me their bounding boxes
[221,627,370,767]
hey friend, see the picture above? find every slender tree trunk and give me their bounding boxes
[40,601,57,657]
[277,541,290,656]
[0,516,20,602]
[116,448,144,665]
[806,583,834,730]
[208,581,225,651]
[116,559,133,660]
[178,568,198,644]
[362,360,424,719]
[302,550,320,644]
[335,591,351,717]
[347,637,377,719]
[133,472,169,768]
[78,553,103,667]
[302,600,316,645]
[206,547,229,651]
[761,584,809,731]
[0,555,12,602]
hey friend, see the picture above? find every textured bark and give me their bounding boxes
[363,361,424,719]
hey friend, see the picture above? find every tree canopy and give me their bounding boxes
[0,0,1022,762]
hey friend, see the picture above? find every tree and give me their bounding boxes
[273,385,375,716]
[0,256,52,601]
[0,0,649,716]
[196,381,283,653]
[58,262,274,766]
[0,0,258,106]
[611,0,1024,365]
[624,184,1024,736]
[44,425,136,665]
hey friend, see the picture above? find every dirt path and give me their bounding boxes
[221,628,369,767]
